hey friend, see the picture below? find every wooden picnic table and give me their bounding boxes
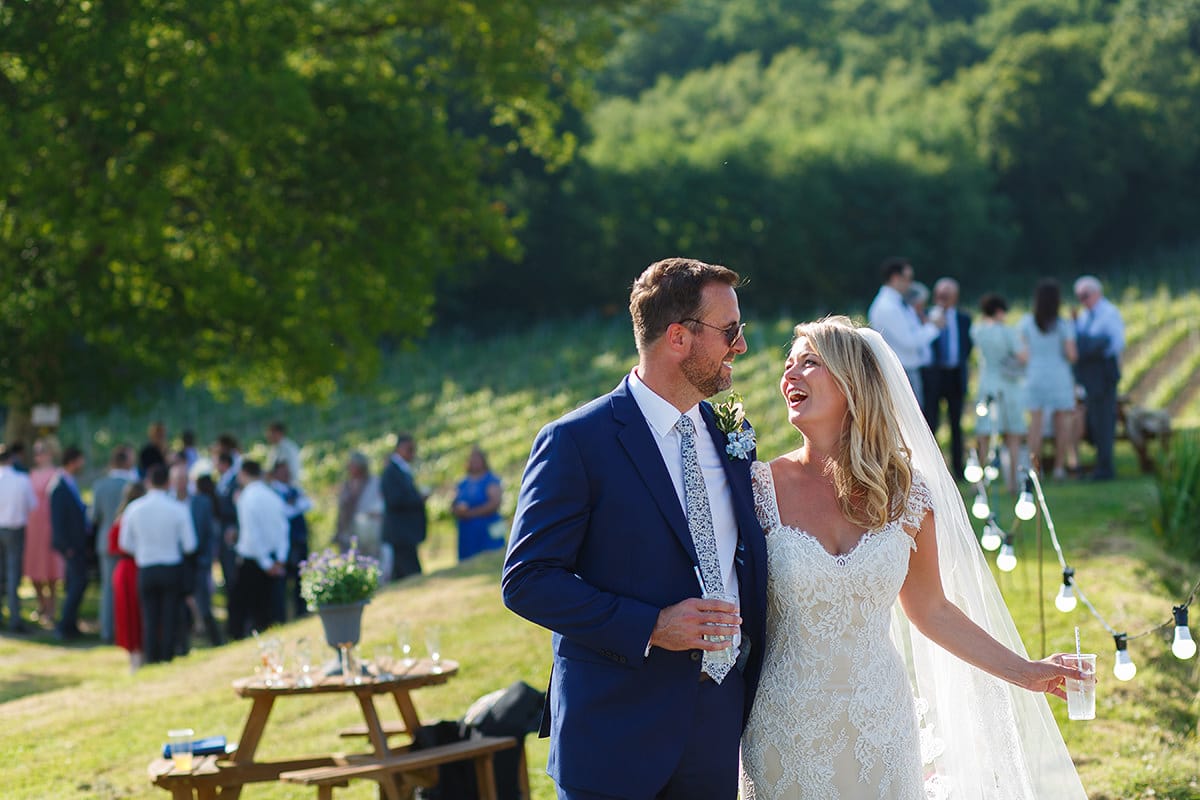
[149,657,459,800]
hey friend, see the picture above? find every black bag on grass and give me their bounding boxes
[413,681,545,800]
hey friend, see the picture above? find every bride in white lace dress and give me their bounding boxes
[741,316,1089,800]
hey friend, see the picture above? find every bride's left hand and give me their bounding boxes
[1020,654,1089,700]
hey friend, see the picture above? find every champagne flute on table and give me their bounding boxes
[425,626,443,674]
[397,622,416,668]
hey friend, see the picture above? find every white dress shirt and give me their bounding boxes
[268,438,303,483]
[628,370,741,625]
[868,285,940,370]
[235,480,290,571]
[0,465,37,528]
[1077,297,1125,358]
[118,489,198,567]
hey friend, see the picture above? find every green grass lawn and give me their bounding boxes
[1,450,1198,799]
[10,287,1199,798]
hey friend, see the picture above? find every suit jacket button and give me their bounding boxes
[690,651,701,661]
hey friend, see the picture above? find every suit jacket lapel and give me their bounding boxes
[611,378,697,564]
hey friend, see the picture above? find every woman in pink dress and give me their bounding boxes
[23,439,63,625]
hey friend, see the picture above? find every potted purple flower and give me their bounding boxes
[299,540,381,651]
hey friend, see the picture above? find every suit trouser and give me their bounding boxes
[557,668,745,800]
[1081,360,1119,477]
[227,559,276,640]
[140,563,183,663]
[192,560,223,646]
[0,526,25,627]
[923,365,967,475]
[57,550,89,635]
[390,540,422,581]
[97,551,118,642]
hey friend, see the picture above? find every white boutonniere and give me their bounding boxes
[712,393,755,461]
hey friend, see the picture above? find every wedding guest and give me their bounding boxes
[265,421,303,485]
[51,446,89,641]
[381,434,427,580]
[90,445,136,644]
[194,473,224,643]
[0,445,37,632]
[970,294,1027,493]
[138,421,169,478]
[180,429,199,469]
[109,482,148,672]
[924,278,973,477]
[335,452,388,576]
[23,439,62,626]
[227,460,288,640]
[269,460,311,621]
[1073,276,1125,481]
[170,463,222,650]
[868,257,942,405]
[119,463,196,663]
[212,441,242,594]
[1019,279,1079,479]
[452,446,504,561]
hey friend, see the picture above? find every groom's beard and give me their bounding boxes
[681,346,733,398]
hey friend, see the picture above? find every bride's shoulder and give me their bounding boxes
[900,467,935,528]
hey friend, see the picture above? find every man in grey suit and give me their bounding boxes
[380,434,427,581]
[91,445,135,643]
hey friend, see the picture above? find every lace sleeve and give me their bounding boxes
[902,469,934,533]
[750,460,778,533]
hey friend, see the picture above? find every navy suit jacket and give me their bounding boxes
[50,478,88,557]
[501,377,768,797]
[380,460,427,547]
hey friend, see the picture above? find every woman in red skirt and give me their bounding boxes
[109,482,148,672]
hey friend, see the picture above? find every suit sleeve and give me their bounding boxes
[501,423,660,664]
[381,466,423,512]
[50,486,71,553]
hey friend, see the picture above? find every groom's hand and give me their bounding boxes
[648,597,741,652]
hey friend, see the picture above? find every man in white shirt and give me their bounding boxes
[867,257,943,405]
[0,445,38,632]
[265,421,303,485]
[227,460,289,640]
[119,463,197,663]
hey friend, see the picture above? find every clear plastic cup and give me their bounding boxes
[167,728,194,772]
[1063,653,1097,720]
[701,590,739,665]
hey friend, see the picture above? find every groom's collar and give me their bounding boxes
[628,368,702,439]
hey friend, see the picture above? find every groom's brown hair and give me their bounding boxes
[629,257,740,352]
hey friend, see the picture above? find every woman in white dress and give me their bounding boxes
[740,316,1088,800]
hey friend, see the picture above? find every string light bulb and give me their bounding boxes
[1055,568,1078,612]
[984,451,1001,483]
[1014,475,1037,521]
[1113,633,1137,681]
[976,396,991,418]
[964,450,984,484]
[1172,606,1196,660]
[979,517,1003,552]
[971,488,991,520]
[996,536,1017,572]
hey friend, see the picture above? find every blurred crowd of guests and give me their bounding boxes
[868,259,1126,490]
[0,420,507,670]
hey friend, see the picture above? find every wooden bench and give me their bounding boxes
[337,720,407,739]
[279,735,520,800]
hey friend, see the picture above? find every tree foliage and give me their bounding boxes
[0,0,659,435]
[445,0,1200,322]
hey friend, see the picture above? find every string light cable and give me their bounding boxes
[1024,468,1200,676]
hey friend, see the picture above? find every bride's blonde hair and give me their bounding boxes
[792,315,913,529]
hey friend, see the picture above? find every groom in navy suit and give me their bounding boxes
[503,258,768,799]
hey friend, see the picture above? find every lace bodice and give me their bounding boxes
[741,460,934,800]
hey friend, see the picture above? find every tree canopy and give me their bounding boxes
[0,0,662,437]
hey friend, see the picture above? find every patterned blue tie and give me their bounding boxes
[676,414,733,683]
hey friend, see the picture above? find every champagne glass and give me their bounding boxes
[294,637,314,688]
[375,644,395,679]
[397,622,415,668]
[425,626,443,674]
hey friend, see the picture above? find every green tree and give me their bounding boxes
[0,0,654,442]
